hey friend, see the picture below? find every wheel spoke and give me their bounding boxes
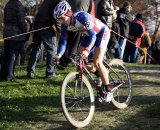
[107,59,132,109]
[61,72,95,127]
[66,84,75,96]
[78,101,90,110]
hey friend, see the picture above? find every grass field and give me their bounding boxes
[0,62,160,130]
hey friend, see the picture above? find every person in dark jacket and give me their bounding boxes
[150,40,160,64]
[116,1,133,60]
[67,0,92,13]
[0,0,27,81]
[97,0,118,28]
[27,0,60,78]
[107,11,120,59]
[123,13,145,63]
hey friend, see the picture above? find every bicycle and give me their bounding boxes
[60,55,132,128]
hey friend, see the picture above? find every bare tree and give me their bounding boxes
[152,0,160,39]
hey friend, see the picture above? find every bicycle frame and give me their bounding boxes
[73,55,126,97]
[74,56,124,86]
[103,60,124,82]
[74,56,97,86]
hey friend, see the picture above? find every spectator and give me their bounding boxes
[19,7,34,65]
[24,7,34,41]
[150,40,160,64]
[116,1,132,60]
[146,34,157,64]
[94,0,101,17]
[27,0,60,78]
[67,0,93,14]
[0,0,27,81]
[123,13,145,63]
[139,29,152,64]
[97,0,118,28]
[107,11,120,59]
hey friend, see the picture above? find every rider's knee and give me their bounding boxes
[94,60,103,68]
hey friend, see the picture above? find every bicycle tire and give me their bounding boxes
[61,72,95,128]
[108,59,132,109]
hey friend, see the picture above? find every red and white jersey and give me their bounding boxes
[58,11,110,56]
[67,11,108,35]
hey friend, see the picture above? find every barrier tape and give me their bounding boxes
[0,26,50,42]
[0,26,158,64]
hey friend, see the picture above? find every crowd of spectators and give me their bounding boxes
[0,0,159,81]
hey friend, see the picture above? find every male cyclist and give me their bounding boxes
[54,1,113,102]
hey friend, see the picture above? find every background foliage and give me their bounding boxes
[0,0,159,39]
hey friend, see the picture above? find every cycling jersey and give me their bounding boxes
[57,11,110,56]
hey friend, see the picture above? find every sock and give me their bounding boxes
[102,84,111,92]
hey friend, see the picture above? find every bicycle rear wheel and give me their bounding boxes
[61,72,95,128]
[108,59,132,109]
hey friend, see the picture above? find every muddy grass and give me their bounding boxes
[0,63,160,130]
[41,64,160,130]
[81,64,160,130]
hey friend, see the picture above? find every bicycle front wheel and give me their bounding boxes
[61,72,95,128]
[108,59,132,109]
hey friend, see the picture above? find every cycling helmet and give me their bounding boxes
[54,1,71,19]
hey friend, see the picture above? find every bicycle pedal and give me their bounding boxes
[98,97,103,103]
[98,97,107,104]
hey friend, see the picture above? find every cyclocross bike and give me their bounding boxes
[60,55,132,128]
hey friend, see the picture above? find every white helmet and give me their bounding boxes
[54,1,71,19]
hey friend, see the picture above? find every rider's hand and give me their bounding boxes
[55,58,60,65]
[53,54,61,65]
[81,50,89,59]
[115,6,119,11]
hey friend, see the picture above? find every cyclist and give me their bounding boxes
[54,1,113,102]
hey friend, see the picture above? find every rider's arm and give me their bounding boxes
[78,12,97,52]
[57,26,68,58]
[85,29,96,51]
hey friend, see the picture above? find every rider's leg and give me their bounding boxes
[93,47,109,85]
[94,47,114,102]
